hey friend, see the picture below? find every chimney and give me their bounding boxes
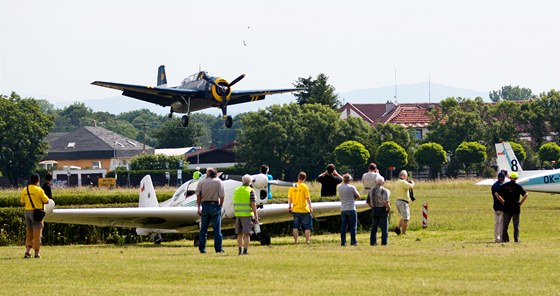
[385,100,396,113]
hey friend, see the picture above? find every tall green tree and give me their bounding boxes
[455,142,487,177]
[293,73,341,110]
[426,97,485,153]
[334,117,376,164]
[489,85,533,102]
[0,92,54,186]
[334,140,370,177]
[55,102,94,131]
[413,142,447,179]
[538,142,560,168]
[237,103,340,180]
[152,118,203,148]
[375,141,408,178]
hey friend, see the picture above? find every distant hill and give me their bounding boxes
[55,82,489,116]
[339,82,488,104]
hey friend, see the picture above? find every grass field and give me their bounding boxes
[2,179,560,295]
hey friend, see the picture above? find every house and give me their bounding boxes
[184,142,237,169]
[339,101,438,140]
[43,126,154,185]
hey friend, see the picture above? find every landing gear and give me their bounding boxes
[181,115,189,127]
[168,107,173,119]
[153,233,163,245]
[225,115,233,128]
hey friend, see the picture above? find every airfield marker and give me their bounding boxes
[422,202,428,228]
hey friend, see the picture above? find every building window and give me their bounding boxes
[92,161,102,169]
[415,129,423,140]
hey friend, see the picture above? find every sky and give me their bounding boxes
[1,0,559,108]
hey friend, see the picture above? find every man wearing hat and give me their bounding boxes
[491,172,506,242]
[496,171,528,243]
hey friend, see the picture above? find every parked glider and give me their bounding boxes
[44,174,370,244]
[476,142,559,193]
[92,66,305,128]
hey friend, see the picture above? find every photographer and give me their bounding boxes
[393,170,414,235]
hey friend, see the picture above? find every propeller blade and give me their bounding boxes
[200,72,220,88]
[229,74,245,87]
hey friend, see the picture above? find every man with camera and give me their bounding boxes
[394,170,414,235]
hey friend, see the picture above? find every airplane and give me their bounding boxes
[476,142,560,193]
[43,173,371,245]
[92,66,306,128]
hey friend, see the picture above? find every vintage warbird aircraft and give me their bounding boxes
[476,142,560,193]
[92,66,305,128]
[43,173,370,245]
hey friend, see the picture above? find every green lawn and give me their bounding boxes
[1,180,560,295]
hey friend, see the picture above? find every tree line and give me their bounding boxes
[1,76,559,185]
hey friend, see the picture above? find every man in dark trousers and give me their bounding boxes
[496,171,528,243]
[491,172,506,242]
[196,168,225,253]
[316,164,342,197]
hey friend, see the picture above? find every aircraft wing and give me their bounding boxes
[92,81,199,107]
[228,88,306,105]
[475,179,496,186]
[257,200,370,224]
[45,207,200,230]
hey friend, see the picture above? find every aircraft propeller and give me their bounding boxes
[201,72,245,128]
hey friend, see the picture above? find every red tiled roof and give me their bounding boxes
[340,102,438,127]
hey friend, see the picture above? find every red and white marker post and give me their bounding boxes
[422,202,428,228]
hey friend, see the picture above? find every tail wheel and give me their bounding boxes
[260,232,271,246]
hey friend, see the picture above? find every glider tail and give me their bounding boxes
[495,142,523,174]
[138,175,159,207]
[157,65,167,87]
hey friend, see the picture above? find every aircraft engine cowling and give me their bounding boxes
[210,78,232,103]
[252,174,270,205]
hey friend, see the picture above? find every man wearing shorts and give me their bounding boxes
[288,172,313,244]
[233,174,259,255]
[394,170,414,235]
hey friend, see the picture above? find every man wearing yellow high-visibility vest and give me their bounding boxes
[233,174,259,255]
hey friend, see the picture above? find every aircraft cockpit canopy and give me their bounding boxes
[180,71,209,88]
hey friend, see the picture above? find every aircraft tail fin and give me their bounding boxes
[495,142,523,174]
[157,65,167,87]
[138,175,159,207]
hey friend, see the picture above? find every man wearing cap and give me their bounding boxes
[196,168,225,253]
[233,174,259,255]
[496,171,528,243]
[193,167,202,180]
[491,172,506,242]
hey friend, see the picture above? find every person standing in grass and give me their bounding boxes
[260,164,273,200]
[393,170,414,235]
[196,168,225,253]
[368,176,391,245]
[288,172,313,244]
[491,172,506,242]
[496,171,528,243]
[362,163,380,195]
[233,174,259,255]
[316,164,343,197]
[41,172,53,200]
[338,173,360,246]
[20,173,49,258]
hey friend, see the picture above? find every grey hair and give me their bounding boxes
[375,176,385,186]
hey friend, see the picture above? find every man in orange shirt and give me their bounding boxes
[288,172,313,244]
